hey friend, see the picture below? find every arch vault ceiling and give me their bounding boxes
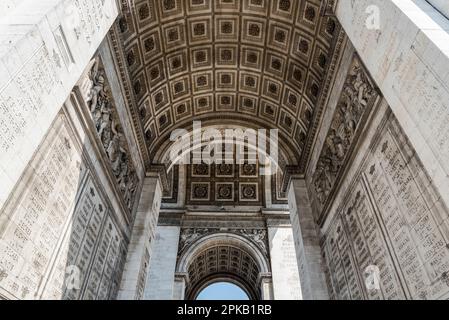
[117,0,344,164]
[186,244,261,299]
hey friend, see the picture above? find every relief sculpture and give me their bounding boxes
[86,57,139,212]
[313,56,377,208]
[178,228,268,258]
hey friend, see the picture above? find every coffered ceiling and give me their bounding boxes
[117,0,344,164]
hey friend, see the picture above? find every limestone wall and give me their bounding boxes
[310,0,449,300]
[0,0,24,17]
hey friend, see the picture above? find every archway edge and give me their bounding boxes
[176,232,271,275]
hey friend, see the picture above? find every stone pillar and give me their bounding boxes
[259,274,274,300]
[288,177,329,300]
[0,0,119,211]
[267,220,302,300]
[144,225,181,300]
[173,273,188,300]
[117,174,162,300]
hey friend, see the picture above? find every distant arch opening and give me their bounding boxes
[196,282,250,300]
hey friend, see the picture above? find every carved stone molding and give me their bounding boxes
[107,22,151,171]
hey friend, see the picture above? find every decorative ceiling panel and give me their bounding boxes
[117,0,342,163]
[187,163,263,206]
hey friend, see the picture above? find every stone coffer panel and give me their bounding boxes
[321,109,449,300]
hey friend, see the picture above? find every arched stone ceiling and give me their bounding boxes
[118,0,342,163]
[186,244,261,299]
[153,121,299,166]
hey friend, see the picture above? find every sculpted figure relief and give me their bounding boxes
[86,57,139,212]
[313,57,377,208]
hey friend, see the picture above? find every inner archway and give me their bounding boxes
[176,233,271,300]
[196,282,250,300]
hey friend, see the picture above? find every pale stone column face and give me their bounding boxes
[0,0,119,210]
[260,277,274,300]
[117,175,162,300]
[267,227,302,300]
[144,225,181,300]
[173,274,187,300]
[288,178,329,300]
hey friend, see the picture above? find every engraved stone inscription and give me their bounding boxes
[0,114,82,299]
[0,113,127,300]
[365,116,449,300]
[313,55,378,212]
[322,111,449,300]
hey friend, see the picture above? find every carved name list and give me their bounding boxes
[322,111,449,300]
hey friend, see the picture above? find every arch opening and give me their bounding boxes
[177,233,271,300]
[196,281,250,300]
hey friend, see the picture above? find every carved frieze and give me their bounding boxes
[85,57,139,213]
[178,227,268,258]
[313,55,378,211]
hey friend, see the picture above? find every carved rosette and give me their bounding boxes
[312,56,377,211]
[85,57,139,213]
[216,164,233,176]
[178,228,269,258]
